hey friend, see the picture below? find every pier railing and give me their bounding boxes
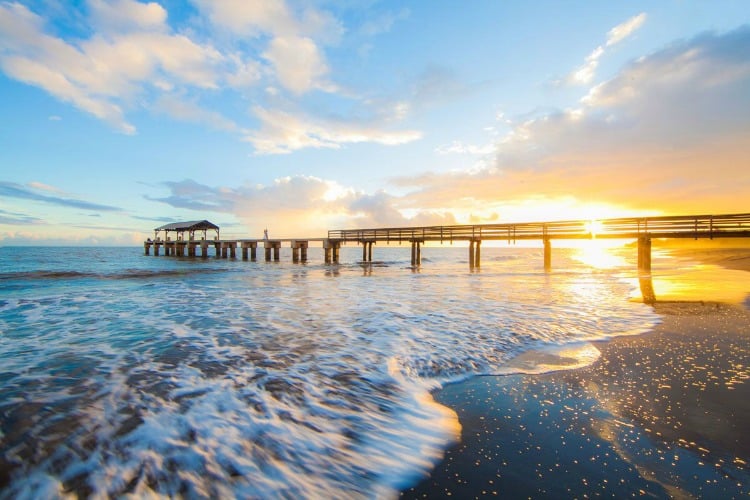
[328,212,750,243]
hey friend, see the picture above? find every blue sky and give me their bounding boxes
[1,0,749,244]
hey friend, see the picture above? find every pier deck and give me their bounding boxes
[145,212,750,270]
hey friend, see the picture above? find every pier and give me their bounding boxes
[144,213,750,271]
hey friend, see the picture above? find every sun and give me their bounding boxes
[584,219,605,238]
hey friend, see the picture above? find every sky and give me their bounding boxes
[1,0,749,244]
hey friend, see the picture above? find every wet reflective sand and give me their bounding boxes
[403,248,750,498]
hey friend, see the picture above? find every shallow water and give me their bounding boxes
[0,245,662,497]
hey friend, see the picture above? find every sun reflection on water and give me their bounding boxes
[572,241,629,269]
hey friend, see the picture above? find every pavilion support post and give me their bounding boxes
[637,237,652,273]
[544,238,552,270]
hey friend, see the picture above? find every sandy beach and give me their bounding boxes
[402,248,750,498]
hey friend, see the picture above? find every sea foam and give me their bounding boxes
[0,246,658,497]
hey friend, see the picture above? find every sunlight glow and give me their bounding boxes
[573,241,628,269]
[584,220,604,238]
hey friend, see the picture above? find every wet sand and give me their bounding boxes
[402,249,750,498]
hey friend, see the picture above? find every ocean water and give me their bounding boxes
[0,245,659,498]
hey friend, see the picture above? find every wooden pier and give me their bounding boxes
[144,213,750,271]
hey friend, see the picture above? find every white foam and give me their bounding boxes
[0,246,660,497]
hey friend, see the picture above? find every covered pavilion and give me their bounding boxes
[153,220,220,242]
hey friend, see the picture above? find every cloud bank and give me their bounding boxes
[393,25,750,221]
[0,0,418,152]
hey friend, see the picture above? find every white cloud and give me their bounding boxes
[435,141,495,156]
[263,35,328,94]
[1,54,136,133]
[606,12,647,47]
[394,26,750,218]
[148,175,454,235]
[88,0,168,34]
[244,106,422,155]
[193,0,342,41]
[193,0,300,38]
[569,13,646,85]
[0,1,418,152]
[0,2,229,133]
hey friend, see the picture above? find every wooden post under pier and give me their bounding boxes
[410,240,422,267]
[637,236,652,272]
[291,240,308,263]
[361,241,374,262]
[468,239,481,268]
[242,241,258,261]
[264,240,281,262]
[324,239,341,264]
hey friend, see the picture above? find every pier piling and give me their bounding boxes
[324,239,341,264]
[291,241,308,263]
[361,241,374,262]
[468,240,481,268]
[410,240,422,266]
[637,237,652,272]
[241,241,258,261]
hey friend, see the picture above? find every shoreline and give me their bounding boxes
[401,248,750,498]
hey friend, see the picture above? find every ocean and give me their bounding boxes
[0,244,660,498]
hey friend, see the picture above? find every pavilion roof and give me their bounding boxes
[154,220,219,232]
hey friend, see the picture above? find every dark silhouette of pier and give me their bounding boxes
[328,212,750,270]
[144,212,750,271]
